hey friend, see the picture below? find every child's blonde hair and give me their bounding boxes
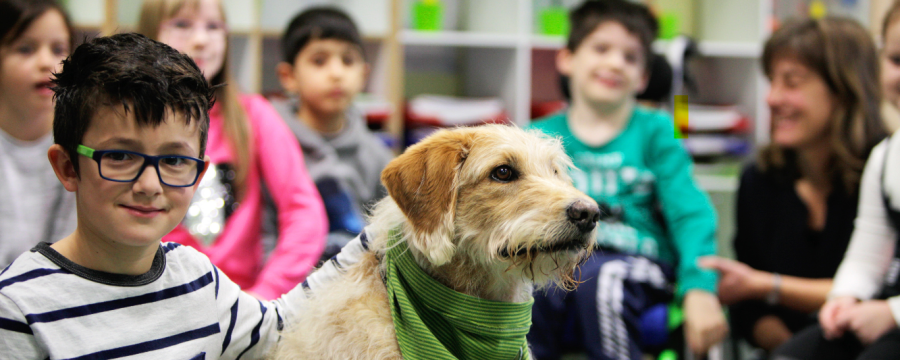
[884,1,900,42]
[138,0,252,197]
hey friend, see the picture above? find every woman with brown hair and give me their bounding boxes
[699,17,887,353]
[770,3,900,358]
[137,0,328,300]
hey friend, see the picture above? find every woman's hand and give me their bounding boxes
[698,256,771,305]
[837,300,897,344]
[751,315,793,351]
[683,290,729,356]
[819,296,857,339]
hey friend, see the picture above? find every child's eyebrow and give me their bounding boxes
[96,137,142,149]
[94,138,195,154]
[157,142,196,153]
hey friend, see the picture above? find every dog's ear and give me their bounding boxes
[381,129,471,266]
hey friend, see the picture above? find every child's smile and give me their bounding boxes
[120,204,167,218]
[594,72,624,89]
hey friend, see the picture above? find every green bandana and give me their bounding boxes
[384,229,533,360]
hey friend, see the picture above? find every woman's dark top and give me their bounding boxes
[730,163,858,343]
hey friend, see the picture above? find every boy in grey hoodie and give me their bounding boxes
[272,7,393,256]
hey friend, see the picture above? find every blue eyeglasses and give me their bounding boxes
[77,145,204,187]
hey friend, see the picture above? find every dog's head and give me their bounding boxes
[381,124,599,292]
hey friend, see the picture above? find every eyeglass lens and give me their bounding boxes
[99,152,199,186]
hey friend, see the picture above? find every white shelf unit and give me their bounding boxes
[401,30,520,48]
[397,0,533,130]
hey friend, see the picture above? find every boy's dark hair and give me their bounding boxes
[636,53,672,102]
[567,0,658,71]
[0,0,74,50]
[281,7,364,64]
[52,32,215,176]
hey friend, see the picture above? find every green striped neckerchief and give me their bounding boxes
[384,229,533,360]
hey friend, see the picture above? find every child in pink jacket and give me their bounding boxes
[140,0,327,300]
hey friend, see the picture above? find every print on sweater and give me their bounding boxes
[572,151,658,257]
[182,163,239,247]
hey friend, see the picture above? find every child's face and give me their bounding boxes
[558,21,648,108]
[279,38,366,117]
[72,106,206,248]
[883,19,900,109]
[0,9,70,116]
[766,56,836,149]
[157,0,226,82]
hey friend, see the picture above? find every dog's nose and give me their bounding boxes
[566,200,600,232]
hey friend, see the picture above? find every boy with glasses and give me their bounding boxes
[0,33,364,359]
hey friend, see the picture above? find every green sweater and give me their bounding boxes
[528,107,718,298]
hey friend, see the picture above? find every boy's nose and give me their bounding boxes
[190,28,210,47]
[766,84,784,107]
[328,61,345,78]
[38,47,59,70]
[133,165,164,195]
[606,52,627,69]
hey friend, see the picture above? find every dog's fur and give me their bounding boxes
[270,124,600,359]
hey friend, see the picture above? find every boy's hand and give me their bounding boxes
[820,296,857,339]
[836,300,897,344]
[683,290,728,356]
[698,256,769,305]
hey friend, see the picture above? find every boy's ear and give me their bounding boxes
[276,62,298,94]
[556,48,573,76]
[48,144,79,192]
[636,70,650,95]
[191,157,211,192]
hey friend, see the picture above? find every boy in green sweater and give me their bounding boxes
[526,1,727,359]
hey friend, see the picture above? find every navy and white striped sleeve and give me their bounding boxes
[215,231,369,358]
[0,292,45,359]
[214,264,283,359]
[270,231,369,328]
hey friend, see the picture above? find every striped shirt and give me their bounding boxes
[0,233,369,360]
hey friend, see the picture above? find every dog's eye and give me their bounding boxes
[491,165,517,182]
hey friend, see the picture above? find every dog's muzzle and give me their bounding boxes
[499,200,599,258]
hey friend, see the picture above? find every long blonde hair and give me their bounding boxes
[760,17,886,194]
[883,0,900,42]
[138,0,251,197]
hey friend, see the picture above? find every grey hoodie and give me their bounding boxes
[270,97,393,216]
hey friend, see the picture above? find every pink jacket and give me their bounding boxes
[164,94,327,300]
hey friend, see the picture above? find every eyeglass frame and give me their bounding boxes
[76,144,205,188]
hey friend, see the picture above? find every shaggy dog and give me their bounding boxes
[271,124,600,359]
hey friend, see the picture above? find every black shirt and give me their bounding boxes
[730,163,858,342]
